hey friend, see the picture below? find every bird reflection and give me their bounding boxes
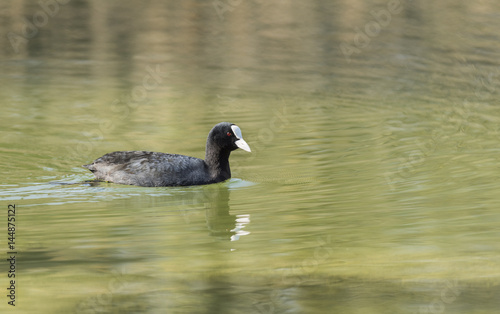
[56,178,251,241]
[204,184,250,241]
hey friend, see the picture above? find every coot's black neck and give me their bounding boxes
[204,143,231,181]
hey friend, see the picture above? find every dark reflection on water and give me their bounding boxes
[204,185,236,239]
[2,0,500,313]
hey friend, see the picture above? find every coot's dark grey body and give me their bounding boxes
[83,122,251,187]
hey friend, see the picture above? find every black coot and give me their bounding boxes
[83,122,251,187]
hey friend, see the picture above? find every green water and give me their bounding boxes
[1,0,500,313]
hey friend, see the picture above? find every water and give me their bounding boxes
[1,0,500,313]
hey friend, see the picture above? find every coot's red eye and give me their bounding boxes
[227,132,232,136]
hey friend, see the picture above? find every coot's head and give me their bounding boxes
[208,122,251,153]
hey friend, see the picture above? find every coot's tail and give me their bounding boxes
[82,164,95,172]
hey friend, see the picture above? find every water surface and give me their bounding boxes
[1,1,500,313]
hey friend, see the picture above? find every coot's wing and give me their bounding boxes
[83,151,207,186]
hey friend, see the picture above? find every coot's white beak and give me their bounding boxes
[235,138,251,152]
[232,125,251,152]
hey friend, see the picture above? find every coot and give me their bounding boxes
[83,122,251,187]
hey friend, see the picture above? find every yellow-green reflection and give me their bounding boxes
[1,1,500,313]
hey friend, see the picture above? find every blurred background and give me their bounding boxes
[1,0,500,313]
